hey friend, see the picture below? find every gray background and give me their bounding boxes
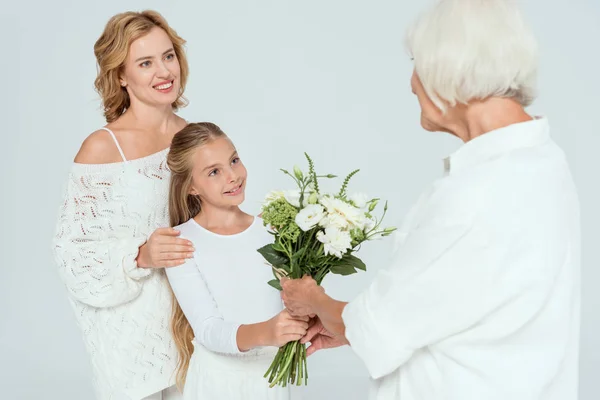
[2,0,598,399]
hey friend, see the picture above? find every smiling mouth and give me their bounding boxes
[153,81,173,90]
[224,182,243,195]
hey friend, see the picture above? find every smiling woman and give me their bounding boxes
[94,11,188,124]
[52,10,193,400]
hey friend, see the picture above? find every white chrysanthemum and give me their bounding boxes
[327,212,349,230]
[316,227,353,258]
[320,196,365,230]
[295,204,325,231]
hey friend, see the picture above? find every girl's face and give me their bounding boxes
[188,137,248,208]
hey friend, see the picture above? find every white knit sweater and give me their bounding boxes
[52,148,178,400]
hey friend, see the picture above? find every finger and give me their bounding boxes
[301,322,322,344]
[283,326,308,336]
[160,252,194,260]
[163,237,195,247]
[306,337,323,356]
[154,227,181,236]
[289,321,309,330]
[292,315,310,322]
[159,244,195,253]
[282,334,305,343]
[288,308,306,318]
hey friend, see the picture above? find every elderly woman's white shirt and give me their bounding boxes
[343,118,580,400]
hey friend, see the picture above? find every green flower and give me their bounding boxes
[261,198,299,228]
[350,227,366,243]
[284,222,301,243]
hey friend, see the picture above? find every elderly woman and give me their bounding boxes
[280,0,580,399]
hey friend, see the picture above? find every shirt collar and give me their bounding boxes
[443,117,550,176]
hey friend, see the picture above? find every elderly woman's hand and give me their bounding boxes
[280,275,325,317]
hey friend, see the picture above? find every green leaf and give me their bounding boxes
[272,241,286,252]
[291,247,306,261]
[257,244,289,267]
[342,254,367,271]
[330,264,357,276]
[267,279,282,291]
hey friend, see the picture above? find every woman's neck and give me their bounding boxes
[447,98,533,143]
[120,101,181,135]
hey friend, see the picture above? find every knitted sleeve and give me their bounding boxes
[52,166,153,308]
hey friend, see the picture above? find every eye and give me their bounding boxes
[231,157,240,165]
[140,60,151,68]
[209,169,219,177]
[165,53,175,61]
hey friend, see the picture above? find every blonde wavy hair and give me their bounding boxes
[94,10,189,123]
[166,122,227,388]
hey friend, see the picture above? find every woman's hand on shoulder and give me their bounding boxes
[137,227,196,269]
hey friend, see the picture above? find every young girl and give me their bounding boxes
[165,122,308,399]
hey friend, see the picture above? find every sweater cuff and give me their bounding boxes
[119,237,153,280]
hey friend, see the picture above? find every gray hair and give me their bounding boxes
[406,0,539,112]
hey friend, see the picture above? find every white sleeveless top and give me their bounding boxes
[52,128,177,400]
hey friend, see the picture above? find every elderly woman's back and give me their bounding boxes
[347,117,579,400]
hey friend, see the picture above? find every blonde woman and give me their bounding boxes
[164,122,308,399]
[53,11,192,400]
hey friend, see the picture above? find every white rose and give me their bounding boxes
[316,227,353,258]
[349,193,369,209]
[295,204,325,231]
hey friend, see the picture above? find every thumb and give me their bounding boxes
[301,322,321,344]
[306,336,323,356]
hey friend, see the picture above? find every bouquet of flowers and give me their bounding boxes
[258,153,396,387]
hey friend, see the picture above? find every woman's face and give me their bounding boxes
[410,70,447,133]
[120,27,181,108]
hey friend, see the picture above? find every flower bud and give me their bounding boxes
[293,165,304,180]
[368,199,379,212]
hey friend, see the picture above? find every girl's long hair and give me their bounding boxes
[166,122,226,388]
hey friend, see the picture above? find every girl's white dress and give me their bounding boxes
[166,218,290,400]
